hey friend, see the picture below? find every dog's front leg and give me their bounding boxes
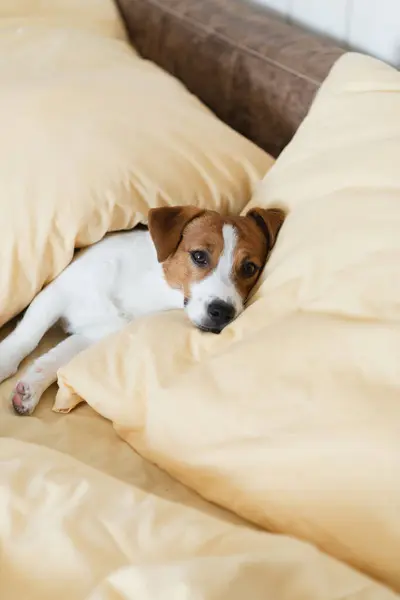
[0,284,63,383]
[11,334,90,416]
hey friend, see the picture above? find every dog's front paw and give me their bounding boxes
[11,381,40,416]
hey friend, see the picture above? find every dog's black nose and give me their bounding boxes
[207,300,236,328]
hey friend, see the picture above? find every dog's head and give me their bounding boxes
[148,205,285,333]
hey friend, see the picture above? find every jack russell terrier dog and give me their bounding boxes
[0,205,285,416]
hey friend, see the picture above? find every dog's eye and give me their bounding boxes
[241,261,259,278]
[190,250,209,267]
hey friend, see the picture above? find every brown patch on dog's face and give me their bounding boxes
[148,205,285,332]
[228,216,271,300]
[162,212,225,299]
[148,205,205,263]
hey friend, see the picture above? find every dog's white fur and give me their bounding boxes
[186,224,243,327]
[0,225,242,415]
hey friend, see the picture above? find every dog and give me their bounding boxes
[0,205,285,416]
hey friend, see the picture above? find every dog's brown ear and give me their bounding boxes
[148,205,204,262]
[246,207,286,250]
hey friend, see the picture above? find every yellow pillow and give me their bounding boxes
[0,0,127,39]
[0,16,271,326]
[57,53,400,591]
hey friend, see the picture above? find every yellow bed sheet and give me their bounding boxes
[0,328,397,600]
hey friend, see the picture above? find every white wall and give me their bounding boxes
[256,0,400,67]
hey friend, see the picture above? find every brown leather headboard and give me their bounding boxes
[116,0,344,157]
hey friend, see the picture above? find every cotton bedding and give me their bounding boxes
[57,53,400,594]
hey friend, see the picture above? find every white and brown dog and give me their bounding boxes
[0,205,284,415]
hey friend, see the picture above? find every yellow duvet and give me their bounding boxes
[1,2,400,600]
